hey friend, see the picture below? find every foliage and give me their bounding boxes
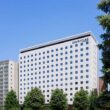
[50,89,68,110]
[96,91,110,109]
[97,0,110,91]
[0,107,4,110]
[97,0,110,109]
[89,91,98,110]
[73,89,89,110]
[5,90,19,110]
[24,87,45,110]
[8,107,20,110]
[23,107,32,110]
[44,105,51,110]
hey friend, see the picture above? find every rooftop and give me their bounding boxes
[20,31,97,53]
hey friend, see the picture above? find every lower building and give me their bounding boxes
[0,60,18,106]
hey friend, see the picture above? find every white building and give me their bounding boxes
[0,60,19,106]
[19,32,98,105]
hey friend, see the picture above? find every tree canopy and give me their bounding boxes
[97,0,110,91]
[50,89,68,110]
[73,89,89,110]
[24,88,45,110]
[5,90,19,110]
[96,0,110,109]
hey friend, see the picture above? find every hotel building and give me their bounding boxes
[0,60,18,106]
[19,32,98,105]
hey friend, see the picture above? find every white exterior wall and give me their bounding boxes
[0,60,18,106]
[19,32,98,105]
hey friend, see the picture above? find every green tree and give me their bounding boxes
[5,90,19,110]
[97,0,110,92]
[89,91,98,110]
[50,89,68,110]
[96,0,110,109]
[24,87,45,110]
[73,89,89,110]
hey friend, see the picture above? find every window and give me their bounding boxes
[60,58,63,61]
[56,69,58,71]
[56,54,58,56]
[75,82,78,84]
[86,53,89,55]
[70,72,73,75]
[65,78,68,80]
[80,70,83,73]
[70,61,73,64]
[75,87,78,90]
[80,81,83,84]
[80,65,83,68]
[65,46,68,49]
[86,75,89,78]
[65,62,68,65]
[75,76,78,79]
[56,59,58,61]
[65,57,68,60]
[75,60,78,63]
[47,56,49,58]
[70,77,72,80]
[51,65,54,67]
[56,64,58,66]
[70,56,73,59]
[60,48,63,50]
[47,95,49,97]
[86,64,89,67]
[86,41,89,44]
[75,49,78,52]
[80,48,83,51]
[75,44,78,47]
[70,67,73,69]
[86,58,89,61]
[51,50,54,52]
[80,42,83,46]
[70,51,73,53]
[80,59,83,62]
[75,55,78,58]
[70,45,73,48]
[60,63,63,66]
[70,88,73,90]
[80,54,83,56]
[60,68,63,71]
[75,66,78,68]
[65,72,67,75]
[75,71,78,74]
[47,61,49,63]
[86,81,89,83]
[51,55,54,57]
[56,49,58,51]
[86,47,89,50]
[80,76,83,78]
[86,69,89,72]
[86,86,89,89]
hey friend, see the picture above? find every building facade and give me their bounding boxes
[19,32,98,105]
[0,60,18,106]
